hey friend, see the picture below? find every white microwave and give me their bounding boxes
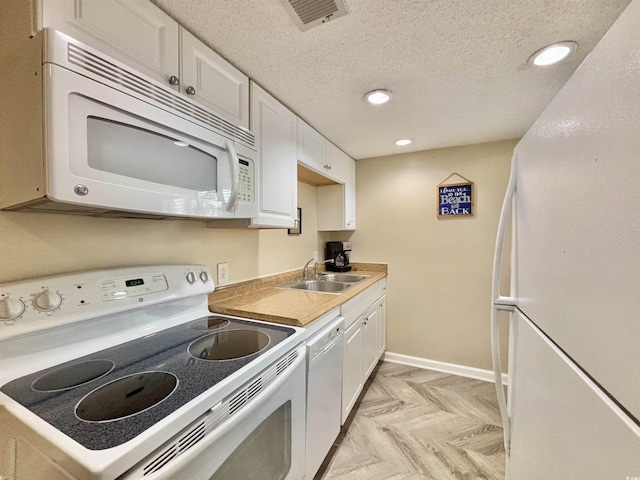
[0,29,258,220]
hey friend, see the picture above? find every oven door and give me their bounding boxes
[45,63,256,219]
[125,346,306,480]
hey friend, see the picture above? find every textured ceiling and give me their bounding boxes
[151,0,631,159]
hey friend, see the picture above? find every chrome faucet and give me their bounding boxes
[302,258,315,279]
[302,258,334,279]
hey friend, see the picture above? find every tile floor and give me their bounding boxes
[316,362,505,480]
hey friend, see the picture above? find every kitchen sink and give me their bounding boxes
[277,279,352,294]
[277,272,369,294]
[289,280,351,293]
[317,273,369,283]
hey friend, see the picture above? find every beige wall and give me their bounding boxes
[0,182,318,284]
[1,138,513,372]
[257,181,323,275]
[338,139,517,371]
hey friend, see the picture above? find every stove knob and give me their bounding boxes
[200,271,209,283]
[0,295,26,321]
[186,272,196,284]
[33,290,63,312]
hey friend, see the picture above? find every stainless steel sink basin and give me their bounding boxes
[317,273,370,283]
[277,279,352,294]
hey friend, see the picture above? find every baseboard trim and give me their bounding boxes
[382,351,509,385]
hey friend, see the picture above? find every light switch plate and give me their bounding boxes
[217,263,229,285]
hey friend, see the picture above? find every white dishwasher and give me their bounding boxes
[305,315,345,480]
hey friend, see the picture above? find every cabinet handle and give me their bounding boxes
[186,86,196,95]
[169,75,180,86]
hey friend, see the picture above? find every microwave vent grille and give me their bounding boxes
[66,44,254,148]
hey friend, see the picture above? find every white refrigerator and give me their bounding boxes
[491,0,640,478]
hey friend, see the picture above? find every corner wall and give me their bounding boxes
[346,139,516,371]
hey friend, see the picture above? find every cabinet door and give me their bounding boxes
[317,154,356,231]
[249,82,297,227]
[377,295,387,358]
[323,142,346,182]
[297,119,326,173]
[363,305,379,379]
[344,157,356,230]
[180,29,249,128]
[316,184,345,231]
[41,0,180,87]
[342,317,364,424]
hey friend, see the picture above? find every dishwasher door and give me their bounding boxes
[305,316,345,480]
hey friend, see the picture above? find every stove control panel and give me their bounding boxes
[99,274,168,301]
[0,265,214,341]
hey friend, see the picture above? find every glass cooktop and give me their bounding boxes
[0,316,295,450]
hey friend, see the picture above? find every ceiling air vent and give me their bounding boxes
[280,0,348,31]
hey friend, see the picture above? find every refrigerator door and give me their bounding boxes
[512,0,640,422]
[508,310,640,479]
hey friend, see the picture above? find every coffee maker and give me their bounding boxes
[325,241,352,272]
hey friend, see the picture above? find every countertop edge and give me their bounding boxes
[208,264,387,327]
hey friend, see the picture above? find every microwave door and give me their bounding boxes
[45,63,235,219]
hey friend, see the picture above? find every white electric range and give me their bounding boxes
[0,265,306,480]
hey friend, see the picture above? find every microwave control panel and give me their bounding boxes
[238,158,255,204]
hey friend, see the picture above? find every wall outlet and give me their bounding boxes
[313,251,318,262]
[217,263,229,285]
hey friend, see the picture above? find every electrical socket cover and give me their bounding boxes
[217,263,229,285]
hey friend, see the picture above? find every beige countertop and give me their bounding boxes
[208,263,387,327]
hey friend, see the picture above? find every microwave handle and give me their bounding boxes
[225,140,239,212]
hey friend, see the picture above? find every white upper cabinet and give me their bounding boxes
[323,141,346,182]
[297,122,348,183]
[39,0,249,129]
[317,153,356,231]
[249,82,297,227]
[180,29,249,129]
[297,119,327,175]
[40,0,180,88]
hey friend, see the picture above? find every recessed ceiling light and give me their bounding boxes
[529,41,577,67]
[365,89,392,105]
[174,141,189,147]
[395,139,412,146]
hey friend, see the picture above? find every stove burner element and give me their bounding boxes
[32,360,115,392]
[189,330,271,361]
[75,372,178,422]
[189,316,231,331]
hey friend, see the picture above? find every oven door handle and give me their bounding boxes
[138,345,306,480]
[224,140,239,212]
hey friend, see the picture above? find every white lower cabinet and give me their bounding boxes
[377,295,387,358]
[363,304,379,379]
[340,279,387,423]
[341,315,365,425]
